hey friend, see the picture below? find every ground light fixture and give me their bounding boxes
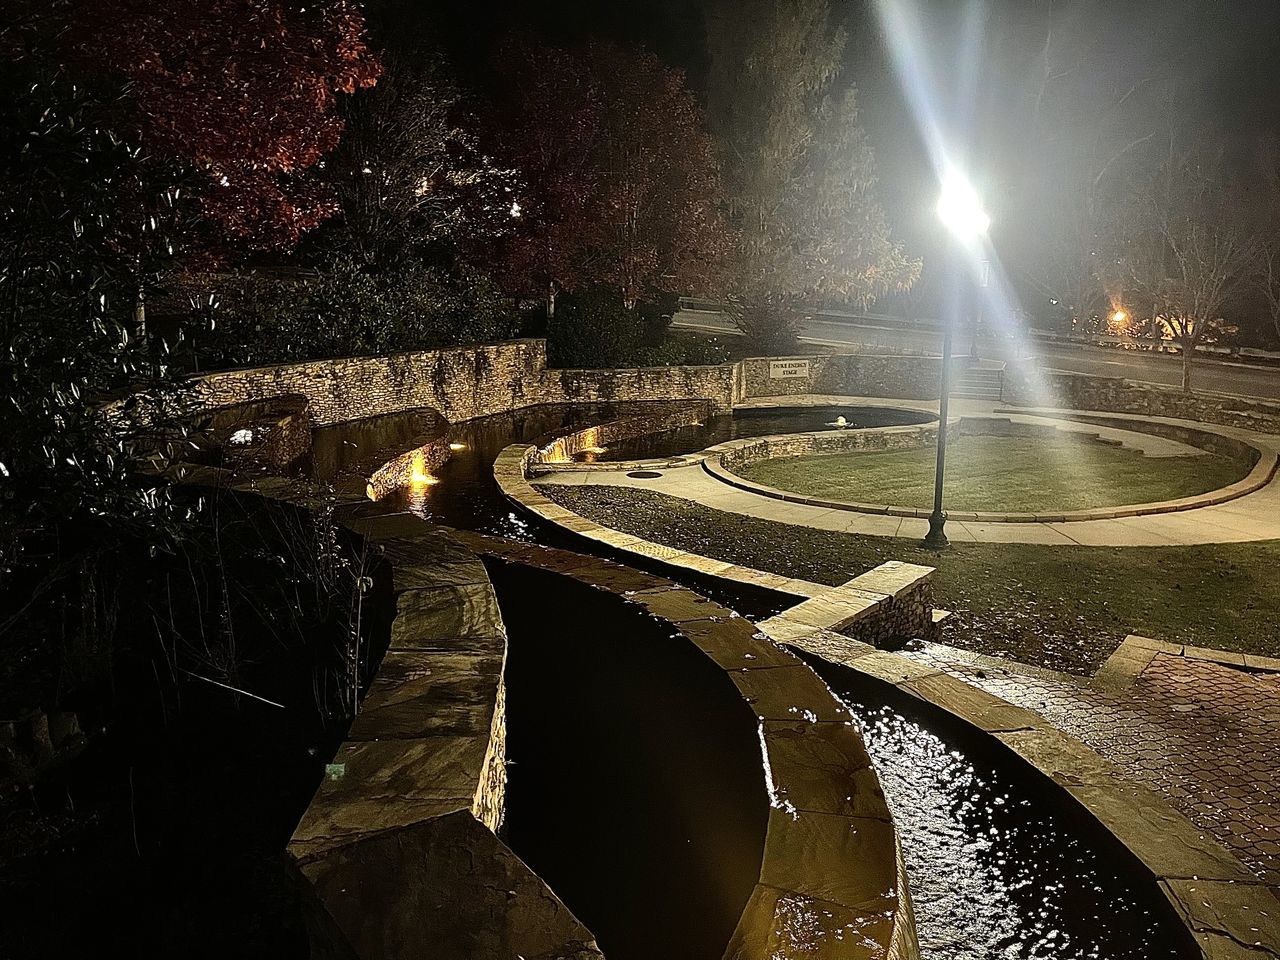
[924,171,990,549]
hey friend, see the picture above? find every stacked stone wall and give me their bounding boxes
[543,364,736,412]
[737,354,949,402]
[194,340,550,427]
[191,340,739,425]
[204,395,312,472]
[534,401,711,464]
[718,425,939,474]
[1004,370,1280,435]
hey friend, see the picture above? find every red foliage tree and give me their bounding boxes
[490,40,730,313]
[486,41,602,316]
[65,0,381,249]
[586,42,731,309]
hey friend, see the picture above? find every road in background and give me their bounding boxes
[673,311,1280,401]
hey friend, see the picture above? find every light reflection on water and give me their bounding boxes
[843,699,1190,959]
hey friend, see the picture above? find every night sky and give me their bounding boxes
[378,0,1280,315]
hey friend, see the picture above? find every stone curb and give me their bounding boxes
[452,530,921,960]
[1094,634,1280,691]
[495,443,827,599]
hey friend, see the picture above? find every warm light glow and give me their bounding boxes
[936,170,990,240]
[579,446,607,455]
[409,450,438,487]
[449,442,467,451]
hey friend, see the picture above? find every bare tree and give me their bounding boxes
[1254,137,1280,345]
[1260,244,1280,345]
[1007,1,1167,332]
[1110,147,1257,391]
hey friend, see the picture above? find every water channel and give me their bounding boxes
[354,402,1197,959]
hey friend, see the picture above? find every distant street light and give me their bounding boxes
[924,171,989,549]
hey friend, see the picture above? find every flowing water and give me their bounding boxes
[321,403,1198,959]
[810,659,1197,959]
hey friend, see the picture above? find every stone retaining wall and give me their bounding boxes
[193,340,550,427]
[1004,370,1280,435]
[191,340,738,428]
[188,342,956,438]
[737,354,951,402]
[545,364,736,413]
[718,424,940,474]
[366,436,453,500]
[761,561,940,648]
[201,395,312,472]
[534,400,711,465]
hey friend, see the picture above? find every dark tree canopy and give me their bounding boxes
[489,38,730,313]
[706,0,919,319]
[65,0,381,249]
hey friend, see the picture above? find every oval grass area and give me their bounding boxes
[735,434,1251,514]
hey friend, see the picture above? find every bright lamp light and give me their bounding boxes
[936,171,990,240]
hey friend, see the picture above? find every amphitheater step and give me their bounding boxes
[952,365,1004,401]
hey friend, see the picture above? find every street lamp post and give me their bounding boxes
[924,172,990,549]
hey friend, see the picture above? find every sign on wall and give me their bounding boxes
[769,359,811,379]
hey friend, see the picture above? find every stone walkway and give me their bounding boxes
[892,638,1280,892]
[535,402,1280,546]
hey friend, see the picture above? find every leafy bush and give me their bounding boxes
[546,288,728,367]
[732,301,803,355]
[197,255,521,367]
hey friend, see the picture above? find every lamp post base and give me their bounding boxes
[922,511,949,549]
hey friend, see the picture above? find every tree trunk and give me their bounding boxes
[134,285,146,339]
[1181,337,1193,393]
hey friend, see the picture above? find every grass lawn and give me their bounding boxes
[543,484,1280,674]
[737,435,1249,513]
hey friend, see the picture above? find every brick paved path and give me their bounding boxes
[897,643,1280,888]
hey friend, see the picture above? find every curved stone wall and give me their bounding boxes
[453,531,921,960]
[717,423,940,475]
[161,455,604,959]
[533,400,711,465]
[365,427,453,500]
[707,415,1276,524]
[198,394,312,472]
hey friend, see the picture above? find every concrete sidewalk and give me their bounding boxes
[534,404,1280,547]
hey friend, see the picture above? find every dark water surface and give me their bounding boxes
[489,561,768,960]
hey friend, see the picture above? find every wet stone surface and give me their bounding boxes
[897,643,1280,890]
